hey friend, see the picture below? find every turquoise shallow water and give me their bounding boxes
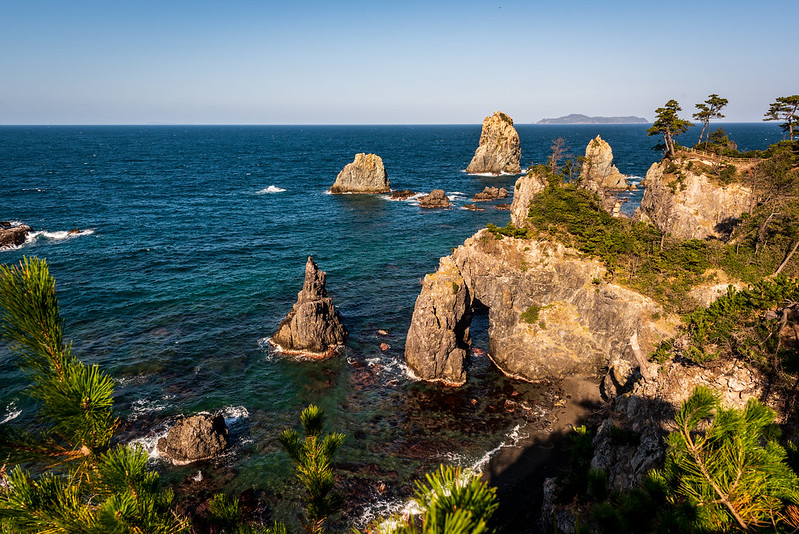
[0,123,785,523]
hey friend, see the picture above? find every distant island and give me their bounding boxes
[537,113,648,124]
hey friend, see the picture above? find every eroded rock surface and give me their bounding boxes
[405,230,678,384]
[418,189,451,208]
[465,111,522,174]
[330,153,390,194]
[472,186,508,201]
[157,414,229,463]
[272,257,347,357]
[0,224,32,248]
[579,136,628,191]
[509,172,547,227]
[635,156,755,240]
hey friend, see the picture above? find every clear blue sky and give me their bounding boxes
[1,0,796,124]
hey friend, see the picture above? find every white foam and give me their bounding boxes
[470,424,528,474]
[462,170,521,177]
[219,405,250,426]
[256,185,286,194]
[129,394,175,421]
[26,229,95,243]
[2,402,22,424]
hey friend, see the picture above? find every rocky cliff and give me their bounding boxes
[579,136,628,191]
[635,155,755,240]
[404,228,678,386]
[0,224,32,248]
[271,257,348,358]
[466,111,522,174]
[330,153,390,194]
[509,172,547,227]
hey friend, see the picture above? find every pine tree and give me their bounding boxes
[362,465,498,534]
[0,257,189,533]
[647,99,694,158]
[693,94,728,147]
[658,386,799,532]
[764,95,799,141]
[279,405,344,534]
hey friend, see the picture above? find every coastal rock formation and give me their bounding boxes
[509,171,547,227]
[405,230,678,385]
[389,189,416,200]
[0,224,32,248]
[418,189,451,208]
[465,111,522,174]
[271,257,347,357]
[635,156,755,240]
[157,414,229,463]
[330,153,390,194]
[472,186,508,201]
[579,136,628,191]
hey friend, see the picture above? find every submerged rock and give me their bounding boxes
[389,189,416,200]
[634,156,755,240]
[157,414,229,463]
[472,186,508,201]
[0,224,32,248]
[579,136,628,191]
[418,189,451,208]
[330,153,390,194]
[271,257,347,358]
[465,111,522,174]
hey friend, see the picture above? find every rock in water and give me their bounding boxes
[330,153,390,194]
[418,189,451,208]
[579,136,628,191]
[271,257,347,358]
[0,224,32,248]
[472,186,508,201]
[157,414,229,463]
[465,111,522,174]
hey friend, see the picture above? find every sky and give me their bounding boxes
[1,0,797,124]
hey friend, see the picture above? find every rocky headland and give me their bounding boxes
[0,223,32,248]
[271,256,347,358]
[635,153,756,240]
[466,111,522,174]
[537,114,648,125]
[405,172,678,387]
[330,153,390,194]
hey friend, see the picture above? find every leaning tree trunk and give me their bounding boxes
[773,240,799,277]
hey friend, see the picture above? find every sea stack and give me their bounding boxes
[271,257,348,358]
[579,136,628,191]
[330,153,390,194]
[465,111,522,174]
[418,189,451,208]
[0,223,32,248]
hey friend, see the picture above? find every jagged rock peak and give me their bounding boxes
[330,153,390,194]
[579,136,628,191]
[465,111,522,174]
[271,256,348,358]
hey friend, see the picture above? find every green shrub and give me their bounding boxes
[520,305,540,324]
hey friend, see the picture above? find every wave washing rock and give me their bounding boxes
[405,229,678,386]
[330,153,390,194]
[634,156,755,240]
[472,186,508,201]
[0,223,32,248]
[271,257,347,358]
[389,189,416,200]
[465,111,522,174]
[418,189,451,208]
[579,136,628,190]
[157,414,229,464]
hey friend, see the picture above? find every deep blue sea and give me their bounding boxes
[0,123,785,523]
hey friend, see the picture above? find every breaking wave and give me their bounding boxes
[256,185,286,194]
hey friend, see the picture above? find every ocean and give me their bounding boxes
[0,123,785,524]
